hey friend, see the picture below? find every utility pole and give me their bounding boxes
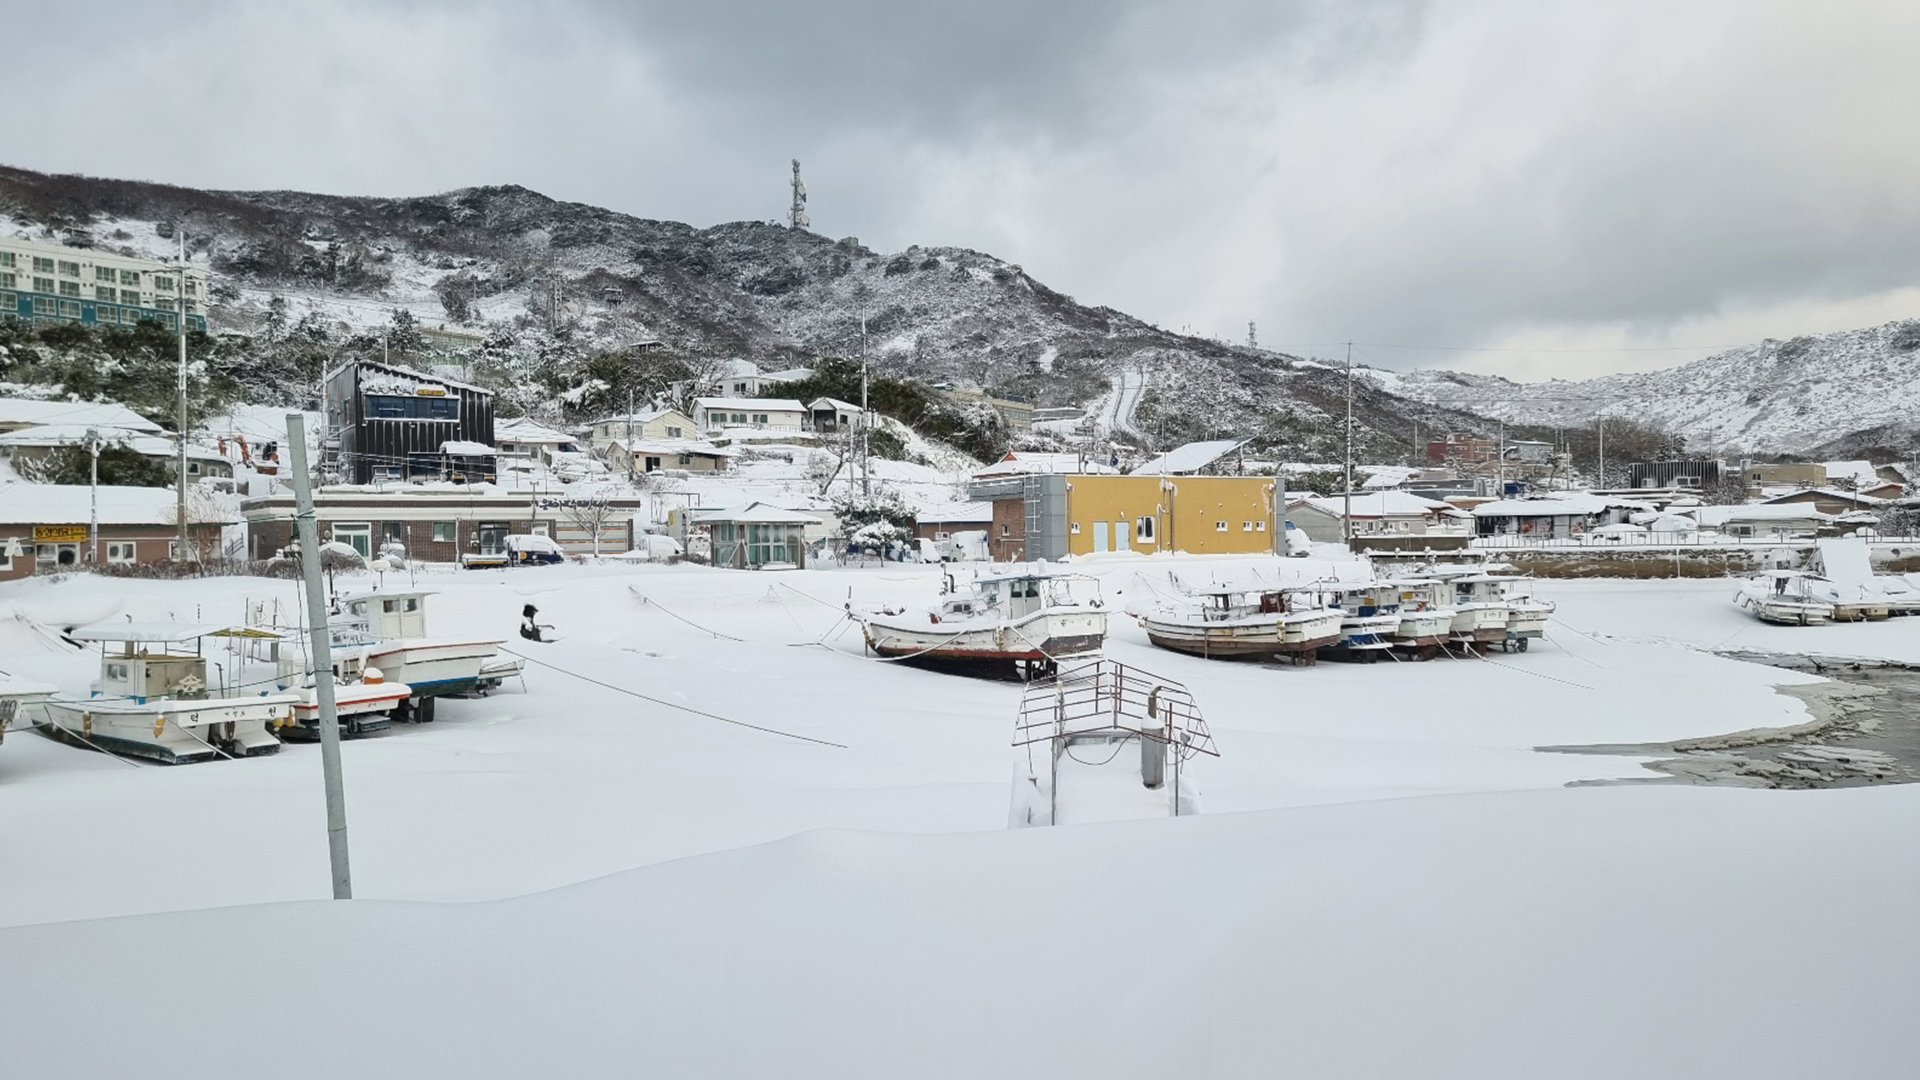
[86,428,101,564]
[860,306,870,496]
[626,386,636,484]
[174,230,190,561]
[1342,342,1354,546]
[1596,419,1605,491]
[286,413,352,900]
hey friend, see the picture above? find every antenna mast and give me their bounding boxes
[788,159,810,230]
[1247,321,1257,349]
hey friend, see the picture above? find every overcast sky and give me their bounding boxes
[9,0,1920,379]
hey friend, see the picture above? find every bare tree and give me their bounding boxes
[557,489,620,556]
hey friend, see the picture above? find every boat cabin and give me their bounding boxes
[65,622,254,703]
[961,574,1099,619]
[334,590,434,642]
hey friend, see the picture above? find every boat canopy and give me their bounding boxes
[66,621,223,643]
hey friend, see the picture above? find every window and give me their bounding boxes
[120,269,140,285]
[107,541,137,563]
[154,297,175,311]
[185,280,198,296]
[33,276,55,293]
[934,530,950,540]
[365,394,458,420]
[331,523,373,558]
[59,281,81,297]
[1070,521,1081,534]
[155,275,175,292]
[31,256,54,273]
[59,301,80,317]
[0,272,14,289]
[1256,521,1268,532]
[95,306,115,323]
[1242,520,1253,531]
[382,522,405,546]
[1001,524,1011,536]
[95,286,115,301]
[96,266,116,282]
[678,454,692,466]
[33,297,55,314]
[156,313,174,329]
[0,252,13,268]
[0,291,13,310]
[36,543,78,567]
[431,521,455,543]
[665,425,682,438]
[753,413,769,425]
[58,260,80,278]
[1215,521,1228,532]
[1135,516,1155,542]
[187,460,201,475]
[120,289,141,305]
[730,413,747,424]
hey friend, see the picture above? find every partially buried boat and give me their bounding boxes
[858,570,1107,678]
[329,589,502,721]
[1733,570,1836,626]
[1139,584,1344,664]
[39,622,298,763]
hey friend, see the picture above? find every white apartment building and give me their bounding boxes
[0,235,210,333]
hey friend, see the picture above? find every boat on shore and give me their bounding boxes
[0,671,58,752]
[1380,579,1456,656]
[1323,583,1406,662]
[1139,584,1344,664]
[330,590,502,720]
[272,642,414,739]
[39,623,297,763]
[1411,567,1511,648]
[858,570,1108,678]
[1734,571,1837,625]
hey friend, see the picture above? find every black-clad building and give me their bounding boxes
[323,360,497,484]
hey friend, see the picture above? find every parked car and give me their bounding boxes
[504,534,565,566]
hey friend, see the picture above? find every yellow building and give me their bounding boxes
[1064,475,1279,556]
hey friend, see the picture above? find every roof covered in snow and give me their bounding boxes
[0,482,236,525]
[1471,494,1654,518]
[694,397,807,413]
[806,397,864,412]
[973,451,1116,478]
[440,440,495,456]
[608,438,735,457]
[494,418,574,444]
[694,501,822,525]
[1291,491,1453,518]
[1762,487,1885,506]
[0,397,162,433]
[1692,503,1833,526]
[1130,438,1251,476]
[915,500,992,524]
[0,424,223,460]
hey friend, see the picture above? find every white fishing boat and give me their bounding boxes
[1325,582,1406,660]
[1807,538,1893,620]
[858,570,1107,678]
[330,590,502,720]
[473,654,526,695]
[1139,584,1343,663]
[1454,574,1556,651]
[1733,571,1836,626]
[1381,579,1456,654]
[39,623,297,763]
[272,642,414,738]
[1412,567,1511,646]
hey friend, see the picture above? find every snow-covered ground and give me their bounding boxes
[2,559,1916,1076]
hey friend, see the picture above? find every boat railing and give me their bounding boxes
[1013,659,1217,758]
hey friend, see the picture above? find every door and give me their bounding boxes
[1115,521,1131,551]
[477,523,509,555]
[1092,521,1109,552]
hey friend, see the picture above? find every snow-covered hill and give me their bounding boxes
[1367,319,1920,455]
[0,163,1501,460]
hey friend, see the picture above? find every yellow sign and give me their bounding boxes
[32,525,88,543]
[415,387,447,396]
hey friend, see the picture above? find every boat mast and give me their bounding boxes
[1343,342,1354,547]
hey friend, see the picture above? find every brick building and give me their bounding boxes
[0,483,228,581]
[241,486,648,562]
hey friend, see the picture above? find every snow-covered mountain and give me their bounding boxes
[0,163,1500,460]
[1367,319,1920,455]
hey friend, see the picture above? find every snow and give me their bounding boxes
[1472,494,1653,518]
[1292,491,1453,517]
[1129,437,1249,475]
[693,396,806,412]
[0,481,212,525]
[0,397,162,433]
[1694,503,1832,527]
[2,561,1917,1075]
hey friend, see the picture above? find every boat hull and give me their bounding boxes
[1393,610,1456,648]
[863,609,1107,664]
[358,640,501,699]
[1142,616,1288,660]
[1506,602,1554,639]
[39,694,296,764]
[281,682,413,740]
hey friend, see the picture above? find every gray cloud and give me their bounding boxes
[5,0,1916,378]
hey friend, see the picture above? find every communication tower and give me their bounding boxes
[788,159,810,230]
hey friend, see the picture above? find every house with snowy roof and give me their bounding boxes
[1285,492,1465,543]
[1471,494,1654,539]
[586,408,694,451]
[0,482,231,580]
[1691,502,1830,539]
[692,397,807,436]
[1761,487,1885,517]
[323,359,496,485]
[0,423,229,481]
[0,397,162,436]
